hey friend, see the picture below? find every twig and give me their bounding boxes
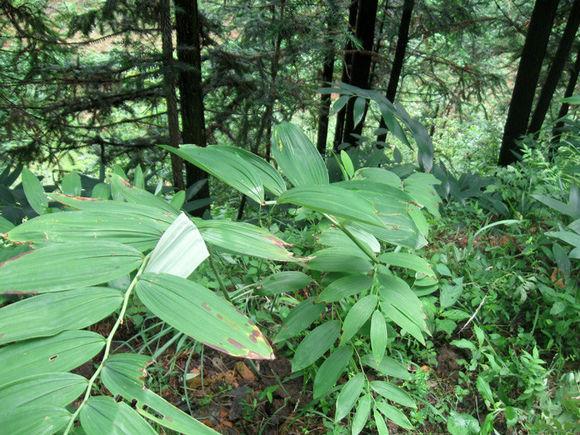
[458,295,487,334]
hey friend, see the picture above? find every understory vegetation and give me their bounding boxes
[0,0,579,434]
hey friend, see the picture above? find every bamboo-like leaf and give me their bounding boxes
[0,241,143,294]
[0,373,87,409]
[375,400,413,429]
[145,213,209,278]
[0,406,70,435]
[0,215,14,232]
[274,299,324,343]
[307,248,373,274]
[335,373,364,422]
[21,168,48,215]
[162,144,265,204]
[8,209,170,251]
[136,273,274,359]
[362,354,411,380]
[313,346,353,399]
[340,295,378,344]
[318,274,373,303]
[61,172,82,196]
[370,380,416,408]
[110,174,178,214]
[370,310,388,364]
[195,219,296,262]
[80,396,156,435]
[0,287,122,345]
[379,252,435,277]
[257,271,312,296]
[0,331,105,386]
[277,185,384,227]
[291,320,339,372]
[352,394,372,435]
[271,122,329,187]
[101,353,217,434]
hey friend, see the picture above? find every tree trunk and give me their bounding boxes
[498,0,560,166]
[159,0,185,190]
[551,46,580,150]
[333,0,359,151]
[528,0,580,135]
[174,0,209,215]
[377,0,414,144]
[316,2,338,155]
[342,0,379,145]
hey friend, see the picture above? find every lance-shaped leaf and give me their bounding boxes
[162,144,264,204]
[80,396,156,435]
[277,185,384,227]
[61,172,82,196]
[110,174,178,214]
[0,287,122,345]
[313,346,353,399]
[195,219,296,262]
[379,252,435,277]
[318,274,373,303]
[0,331,105,386]
[274,299,324,343]
[0,406,70,435]
[291,320,340,372]
[101,353,217,434]
[0,373,87,409]
[340,295,378,344]
[335,373,365,422]
[271,122,329,187]
[375,400,413,430]
[145,213,209,278]
[0,241,143,294]
[8,209,170,251]
[21,167,48,215]
[370,380,416,408]
[212,145,286,196]
[0,215,14,233]
[257,271,312,296]
[136,273,274,359]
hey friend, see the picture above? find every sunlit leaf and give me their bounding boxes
[80,396,156,435]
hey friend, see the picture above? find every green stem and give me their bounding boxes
[324,213,378,263]
[208,254,232,303]
[63,255,150,434]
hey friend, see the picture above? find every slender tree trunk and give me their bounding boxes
[333,0,359,151]
[99,143,106,182]
[498,0,560,166]
[174,0,209,215]
[342,0,378,145]
[159,0,185,190]
[528,0,580,135]
[377,0,414,144]
[316,2,338,155]
[551,47,580,150]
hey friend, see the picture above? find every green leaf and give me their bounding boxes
[0,406,70,435]
[91,183,111,199]
[440,278,464,309]
[352,394,372,435]
[370,381,416,408]
[313,346,353,399]
[562,94,580,104]
[257,271,312,296]
[271,122,329,187]
[80,396,156,435]
[274,299,324,343]
[61,172,82,196]
[278,185,384,227]
[0,287,122,345]
[373,408,389,435]
[0,373,87,409]
[169,190,185,210]
[352,96,366,128]
[0,241,143,294]
[403,172,441,218]
[379,252,435,277]
[476,375,494,404]
[162,144,265,204]
[101,354,217,434]
[0,331,105,386]
[8,208,170,252]
[533,193,580,218]
[133,165,145,189]
[214,145,287,196]
[335,373,365,422]
[370,310,388,364]
[362,354,411,380]
[111,174,178,214]
[21,168,48,215]
[340,150,355,178]
[145,213,209,278]
[318,274,373,303]
[447,411,480,435]
[330,95,350,115]
[355,168,402,187]
[195,219,296,262]
[291,320,340,372]
[375,400,413,429]
[341,295,378,344]
[136,273,274,359]
[0,215,14,232]
[308,248,373,274]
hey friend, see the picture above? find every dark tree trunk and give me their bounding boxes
[333,0,359,151]
[377,0,414,144]
[551,47,580,149]
[342,0,379,145]
[159,0,185,190]
[528,0,580,135]
[316,2,338,155]
[174,0,209,216]
[498,0,560,166]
